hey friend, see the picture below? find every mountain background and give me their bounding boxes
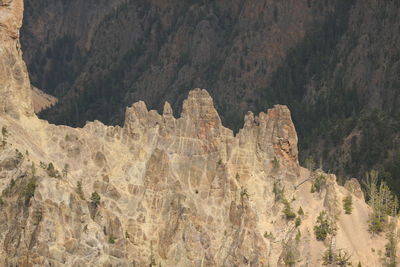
[21,0,400,194]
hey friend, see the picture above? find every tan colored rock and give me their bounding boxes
[344,178,364,200]
[0,2,397,266]
[0,0,33,118]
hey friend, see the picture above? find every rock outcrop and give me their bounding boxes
[0,0,33,118]
[0,1,398,266]
[0,87,392,266]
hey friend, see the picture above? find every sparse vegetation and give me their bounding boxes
[363,170,398,234]
[235,173,240,181]
[264,231,274,240]
[76,181,85,200]
[295,217,301,227]
[24,179,37,205]
[282,240,298,266]
[62,163,70,177]
[272,157,280,172]
[322,242,352,266]
[39,161,47,169]
[297,206,304,216]
[310,174,326,193]
[384,220,398,267]
[1,126,8,148]
[314,211,335,241]
[295,229,301,243]
[305,156,315,172]
[108,235,116,244]
[273,180,284,202]
[46,162,61,178]
[282,199,296,220]
[33,207,43,225]
[30,162,36,177]
[15,149,24,167]
[343,194,353,214]
[90,191,101,207]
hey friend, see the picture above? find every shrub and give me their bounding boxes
[76,181,85,200]
[47,163,61,178]
[282,199,296,220]
[311,174,326,193]
[282,241,298,266]
[264,231,274,239]
[322,247,351,266]
[335,249,352,266]
[272,157,280,172]
[24,179,37,204]
[297,206,304,216]
[314,211,334,241]
[305,156,315,171]
[108,235,116,244]
[91,191,101,207]
[62,164,70,177]
[273,180,284,202]
[295,217,301,227]
[295,229,301,242]
[343,195,353,214]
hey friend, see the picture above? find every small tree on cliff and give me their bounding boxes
[90,191,101,208]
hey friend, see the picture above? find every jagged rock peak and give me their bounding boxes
[0,0,33,118]
[181,88,222,126]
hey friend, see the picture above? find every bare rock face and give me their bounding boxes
[344,178,364,200]
[0,2,397,267]
[0,0,33,118]
[0,87,394,266]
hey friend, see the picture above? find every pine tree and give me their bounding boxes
[343,195,353,214]
[363,170,398,234]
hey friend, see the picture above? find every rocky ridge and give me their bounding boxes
[0,1,398,266]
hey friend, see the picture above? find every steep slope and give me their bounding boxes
[31,86,57,113]
[0,89,393,266]
[1,2,399,265]
[0,0,33,118]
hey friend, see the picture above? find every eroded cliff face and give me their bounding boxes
[0,88,391,266]
[0,1,398,266]
[0,0,33,118]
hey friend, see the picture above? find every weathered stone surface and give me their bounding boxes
[344,178,364,200]
[0,0,33,118]
[0,2,397,266]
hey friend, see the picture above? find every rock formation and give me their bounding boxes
[0,1,398,266]
[0,0,33,118]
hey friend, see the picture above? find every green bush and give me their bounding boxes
[47,163,61,178]
[108,235,116,244]
[342,195,353,214]
[282,199,296,220]
[314,211,334,241]
[24,179,37,204]
[295,217,301,227]
[297,206,304,216]
[76,181,85,200]
[91,191,101,207]
[311,174,326,193]
[273,180,284,202]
